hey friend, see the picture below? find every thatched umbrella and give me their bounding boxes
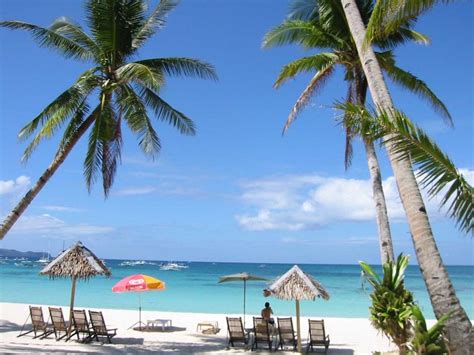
[40,241,111,335]
[263,265,329,352]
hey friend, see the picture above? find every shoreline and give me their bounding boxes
[0,302,398,353]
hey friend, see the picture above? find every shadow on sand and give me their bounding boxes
[0,320,23,333]
[133,326,187,333]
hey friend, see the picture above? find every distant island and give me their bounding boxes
[0,248,51,259]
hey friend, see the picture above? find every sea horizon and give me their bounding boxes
[1,258,472,320]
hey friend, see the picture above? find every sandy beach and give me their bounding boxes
[0,302,401,354]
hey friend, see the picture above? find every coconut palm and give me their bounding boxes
[262,0,451,264]
[340,0,472,350]
[0,0,217,239]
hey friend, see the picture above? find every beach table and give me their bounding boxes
[146,319,172,331]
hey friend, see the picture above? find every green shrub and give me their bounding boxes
[360,254,415,352]
[408,305,448,354]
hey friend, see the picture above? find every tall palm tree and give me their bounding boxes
[340,0,472,351]
[263,0,451,264]
[0,0,217,239]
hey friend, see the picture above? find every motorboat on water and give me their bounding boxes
[119,260,150,267]
[159,262,188,271]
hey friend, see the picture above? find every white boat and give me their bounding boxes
[35,256,51,265]
[159,262,189,271]
[119,260,152,267]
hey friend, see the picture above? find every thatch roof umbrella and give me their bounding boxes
[263,265,329,353]
[40,241,111,335]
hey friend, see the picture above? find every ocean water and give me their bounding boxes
[0,259,472,320]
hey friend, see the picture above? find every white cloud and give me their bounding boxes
[115,185,202,197]
[41,205,84,212]
[0,176,30,196]
[236,169,473,231]
[9,213,114,238]
[115,186,157,196]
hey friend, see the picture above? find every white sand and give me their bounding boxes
[0,302,398,354]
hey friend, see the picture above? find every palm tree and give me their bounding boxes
[340,0,472,351]
[0,0,217,239]
[262,0,450,264]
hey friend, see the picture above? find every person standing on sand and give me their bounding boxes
[261,302,275,325]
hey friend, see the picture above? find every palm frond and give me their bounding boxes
[115,62,163,88]
[378,53,452,124]
[86,0,145,64]
[0,20,93,60]
[274,53,338,88]
[139,86,196,135]
[59,102,91,149]
[20,69,101,161]
[116,85,161,157]
[84,102,115,192]
[336,102,473,234]
[262,20,344,49]
[374,27,430,50]
[365,0,450,44]
[136,58,217,81]
[132,0,178,50]
[282,64,334,134]
[48,17,101,59]
[101,111,122,196]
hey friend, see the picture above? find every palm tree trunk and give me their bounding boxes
[355,74,395,264]
[0,109,99,239]
[341,0,473,351]
[363,139,395,264]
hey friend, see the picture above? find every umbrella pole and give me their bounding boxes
[243,279,246,329]
[139,294,142,331]
[296,299,301,353]
[67,276,77,337]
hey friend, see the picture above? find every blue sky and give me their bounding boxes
[0,0,472,265]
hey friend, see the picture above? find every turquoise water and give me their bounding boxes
[0,260,472,319]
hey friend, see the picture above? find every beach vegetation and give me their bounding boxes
[0,0,217,239]
[360,254,414,352]
[340,0,472,350]
[408,305,449,354]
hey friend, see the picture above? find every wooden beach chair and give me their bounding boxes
[68,309,92,342]
[88,311,117,343]
[49,307,72,341]
[18,306,54,339]
[277,317,297,351]
[252,317,273,351]
[306,319,330,354]
[226,317,248,348]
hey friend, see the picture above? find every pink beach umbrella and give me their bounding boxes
[112,274,165,330]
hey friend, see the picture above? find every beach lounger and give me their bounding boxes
[252,317,273,351]
[18,306,54,339]
[226,317,248,348]
[277,317,297,351]
[49,307,71,341]
[88,310,117,343]
[306,319,330,354]
[68,309,92,342]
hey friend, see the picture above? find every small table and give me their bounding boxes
[147,319,172,331]
[196,321,218,333]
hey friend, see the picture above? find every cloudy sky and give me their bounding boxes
[0,0,472,264]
